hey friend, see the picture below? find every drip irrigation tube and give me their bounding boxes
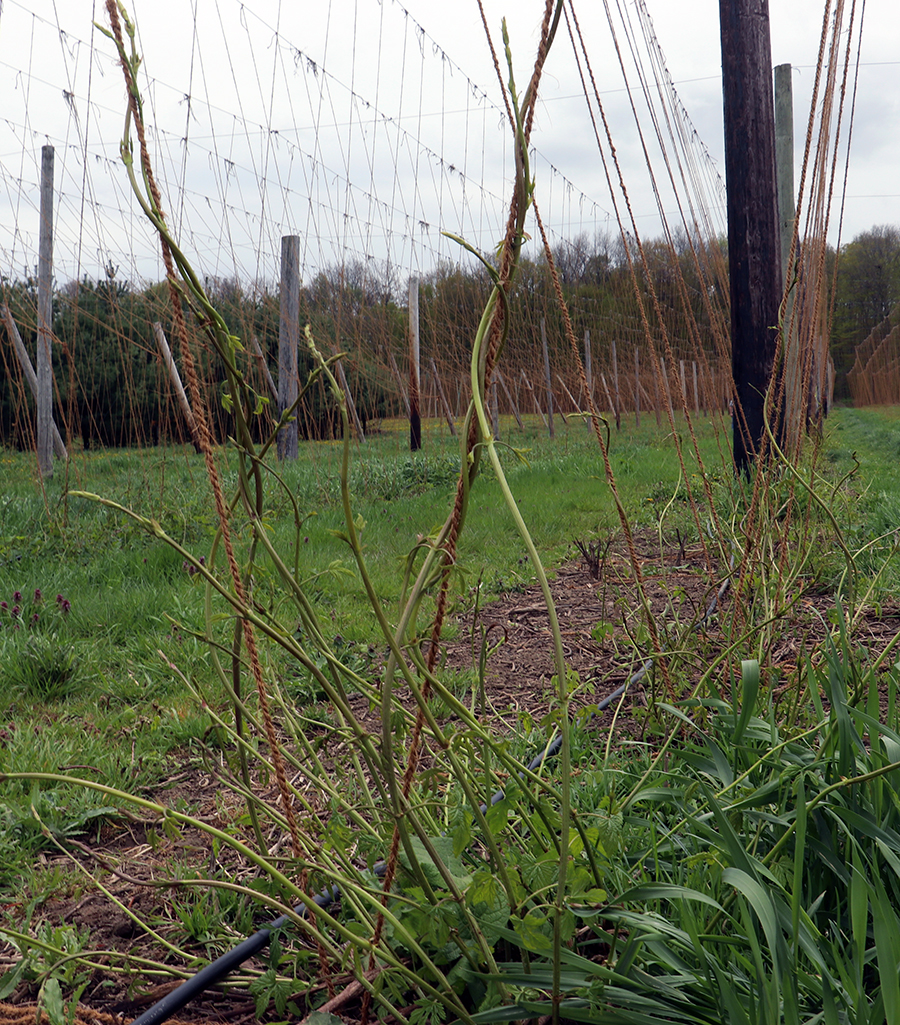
[129,663,649,1025]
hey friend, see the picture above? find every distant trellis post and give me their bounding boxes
[37,145,54,478]
[409,275,422,451]
[277,235,300,460]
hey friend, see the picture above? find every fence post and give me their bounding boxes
[277,235,300,460]
[37,145,54,478]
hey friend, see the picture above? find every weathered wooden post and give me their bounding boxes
[719,0,783,472]
[37,145,54,478]
[409,275,422,451]
[611,338,621,430]
[634,346,640,428]
[277,235,300,460]
[776,62,803,451]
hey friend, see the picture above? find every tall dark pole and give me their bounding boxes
[719,0,783,474]
[408,275,422,452]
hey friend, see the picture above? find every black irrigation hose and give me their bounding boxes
[130,664,649,1025]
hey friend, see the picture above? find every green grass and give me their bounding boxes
[0,407,896,729]
[1,406,900,1018]
[0,415,711,888]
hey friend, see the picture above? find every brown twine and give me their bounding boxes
[359,8,560,1023]
[565,1,721,580]
[531,196,675,700]
[104,0,333,998]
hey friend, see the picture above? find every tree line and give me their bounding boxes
[1,225,896,450]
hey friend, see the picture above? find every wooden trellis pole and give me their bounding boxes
[2,304,67,460]
[277,235,300,460]
[37,145,54,478]
[430,355,457,436]
[409,275,422,451]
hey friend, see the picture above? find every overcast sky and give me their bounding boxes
[1,0,897,289]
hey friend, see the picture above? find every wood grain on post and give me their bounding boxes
[720,0,783,471]
[277,235,300,460]
[250,334,278,403]
[37,145,54,478]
